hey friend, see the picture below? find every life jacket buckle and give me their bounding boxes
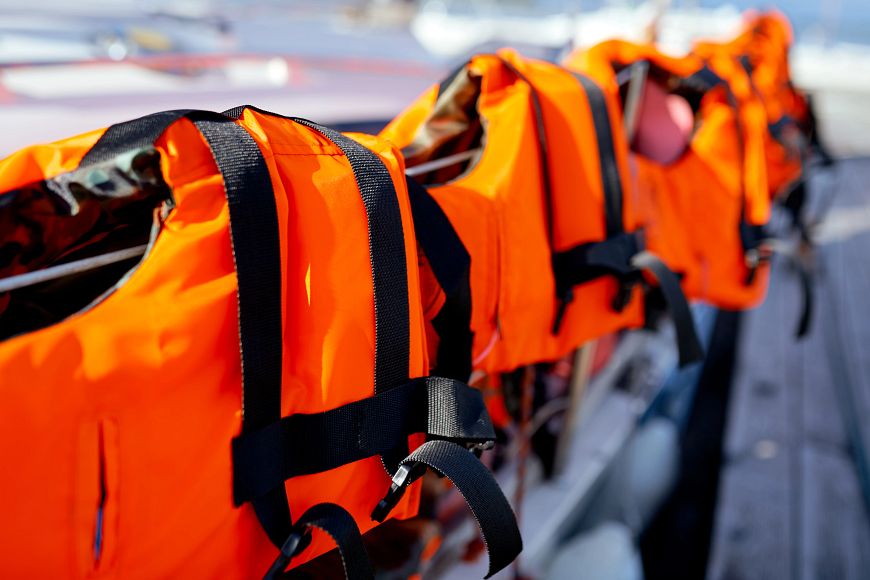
[263,526,313,580]
[611,279,635,312]
[472,439,495,451]
[744,244,773,284]
[469,439,495,458]
[552,287,575,334]
[371,463,427,522]
[745,248,762,271]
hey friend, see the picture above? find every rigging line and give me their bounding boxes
[1,148,485,293]
[404,148,480,177]
[0,245,149,294]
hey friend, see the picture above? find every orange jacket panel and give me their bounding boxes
[0,111,427,578]
[567,40,771,310]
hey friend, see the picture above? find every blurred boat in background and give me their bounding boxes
[0,0,440,152]
[0,0,868,154]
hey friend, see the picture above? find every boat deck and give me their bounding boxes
[708,158,870,579]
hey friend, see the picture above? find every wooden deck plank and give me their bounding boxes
[709,159,870,580]
[797,283,847,450]
[720,255,792,460]
[709,256,798,580]
[799,446,870,580]
[838,233,870,418]
[708,453,794,580]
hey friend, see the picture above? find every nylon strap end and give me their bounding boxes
[264,503,374,580]
[632,251,705,367]
[371,463,427,523]
[792,254,814,340]
[372,440,522,578]
[263,528,310,580]
[551,288,574,335]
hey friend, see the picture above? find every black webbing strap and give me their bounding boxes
[745,230,814,340]
[768,115,801,150]
[549,70,635,333]
[406,176,473,381]
[494,58,607,341]
[781,178,812,244]
[767,111,814,242]
[704,62,765,286]
[803,94,835,167]
[730,82,754,261]
[371,440,522,579]
[568,71,625,238]
[232,376,494,505]
[794,255,813,339]
[739,54,754,76]
[680,65,725,94]
[552,232,640,291]
[552,234,703,366]
[291,119,411,394]
[224,106,413,475]
[81,109,292,546]
[80,109,195,166]
[195,117,290,546]
[740,222,768,286]
[631,252,705,366]
[263,503,373,580]
[493,56,555,247]
[434,57,563,333]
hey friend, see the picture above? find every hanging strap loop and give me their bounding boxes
[549,70,636,333]
[263,503,373,580]
[631,251,705,366]
[371,440,523,579]
[552,233,704,366]
[753,237,815,339]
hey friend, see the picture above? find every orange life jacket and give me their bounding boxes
[692,13,817,333]
[694,11,808,201]
[566,41,772,311]
[382,50,702,376]
[0,107,520,578]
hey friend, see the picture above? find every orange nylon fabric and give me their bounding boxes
[692,41,772,229]
[0,110,425,578]
[506,51,646,349]
[566,41,771,310]
[696,11,807,199]
[566,42,701,301]
[382,50,643,375]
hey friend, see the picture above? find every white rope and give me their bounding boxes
[0,148,484,293]
[0,245,149,293]
[404,148,480,177]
